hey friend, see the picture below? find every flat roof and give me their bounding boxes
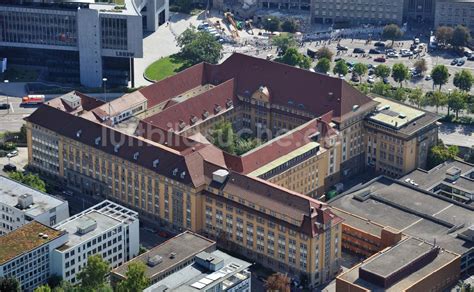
[144,249,251,292]
[338,237,459,291]
[54,211,121,251]
[369,97,425,129]
[0,175,66,218]
[0,221,64,265]
[329,176,474,256]
[112,231,216,280]
[248,142,320,177]
[331,208,384,237]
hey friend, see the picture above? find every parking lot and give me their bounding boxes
[0,95,36,133]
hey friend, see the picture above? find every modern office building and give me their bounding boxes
[112,231,252,291]
[26,54,439,286]
[0,221,69,292]
[0,0,169,87]
[51,200,139,284]
[401,159,474,205]
[434,0,474,32]
[329,176,474,274]
[0,175,69,235]
[336,237,460,292]
[403,0,435,23]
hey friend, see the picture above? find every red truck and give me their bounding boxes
[22,95,45,105]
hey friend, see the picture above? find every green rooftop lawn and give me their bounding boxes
[144,54,187,82]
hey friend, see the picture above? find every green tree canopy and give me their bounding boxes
[177,28,223,66]
[374,64,391,79]
[431,65,449,90]
[77,255,110,291]
[0,277,21,292]
[427,144,459,169]
[271,34,296,54]
[264,273,291,292]
[407,87,425,108]
[315,58,331,73]
[34,285,52,292]
[116,262,150,292]
[333,60,348,76]
[450,25,471,48]
[392,87,407,102]
[435,26,453,45]
[281,19,298,33]
[316,47,334,61]
[425,90,448,112]
[448,90,467,119]
[211,121,236,154]
[278,47,312,69]
[263,16,280,33]
[414,58,428,74]
[8,172,46,192]
[353,63,368,80]
[371,81,391,96]
[391,63,409,87]
[453,69,474,92]
[382,24,403,46]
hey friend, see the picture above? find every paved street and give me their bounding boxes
[439,122,474,148]
[0,96,36,132]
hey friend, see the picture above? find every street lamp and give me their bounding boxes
[4,80,9,114]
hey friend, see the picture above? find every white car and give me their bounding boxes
[387,52,399,58]
[6,150,18,158]
[414,38,420,44]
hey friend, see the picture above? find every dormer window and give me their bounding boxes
[190,115,198,124]
[94,137,101,145]
[76,130,82,138]
[114,144,120,153]
[180,171,186,179]
[153,159,160,168]
[226,99,233,108]
[172,168,178,176]
[214,104,222,113]
[133,152,139,160]
[202,110,209,119]
[178,120,186,129]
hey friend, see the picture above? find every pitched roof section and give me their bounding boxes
[45,91,104,115]
[26,106,201,187]
[204,53,373,118]
[143,79,236,132]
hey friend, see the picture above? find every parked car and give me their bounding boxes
[387,52,399,58]
[3,163,16,172]
[383,77,390,84]
[374,41,386,47]
[337,45,349,51]
[0,103,10,110]
[6,150,18,158]
[451,59,459,65]
[367,76,375,83]
[468,55,474,61]
[374,57,386,62]
[334,57,344,62]
[353,48,365,54]
[351,74,360,82]
[400,50,413,57]
[425,75,432,81]
[414,38,420,44]
[457,58,466,66]
[62,190,73,196]
[368,68,375,75]
[369,48,382,54]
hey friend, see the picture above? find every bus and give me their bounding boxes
[21,95,45,105]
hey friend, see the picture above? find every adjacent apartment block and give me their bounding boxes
[51,200,139,285]
[26,54,438,286]
[329,176,474,274]
[434,0,474,32]
[112,231,252,291]
[0,175,69,235]
[0,222,68,292]
[0,0,169,87]
[336,237,460,292]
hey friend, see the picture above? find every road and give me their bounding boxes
[439,122,474,148]
[0,96,36,132]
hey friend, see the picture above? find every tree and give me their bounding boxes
[448,90,467,119]
[263,16,280,33]
[431,65,449,91]
[34,285,52,292]
[235,137,261,155]
[371,81,391,96]
[333,59,348,76]
[116,262,150,292]
[271,34,296,54]
[382,24,403,46]
[391,63,409,87]
[450,25,471,48]
[315,58,331,73]
[435,26,454,46]
[264,273,290,292]
[8,172,46,192]
[426,91,448,113]
[353,63,368,82]
[392,87,407,102]
[407,88,425,108]
[413,59,428,75]
[453,69,474,92]
[278,48,312,69]
[177,28,223,65]
[211,121,236,154]
[281,19,298,33]
[374,64,391,79]
[427,144,459,169]
[0,277,20,292]
[77,255,110,290]
[316,47,334,61]
[174,0,193,13]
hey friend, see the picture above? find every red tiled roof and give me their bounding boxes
[45,91,104,114]
[143,79,236,132]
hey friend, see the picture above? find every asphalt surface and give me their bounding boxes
[0,95,36,133]
[439,122,474,148]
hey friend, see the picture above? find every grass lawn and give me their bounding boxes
[144,55,188,82]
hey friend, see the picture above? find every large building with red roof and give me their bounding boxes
[26,53,439,287]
